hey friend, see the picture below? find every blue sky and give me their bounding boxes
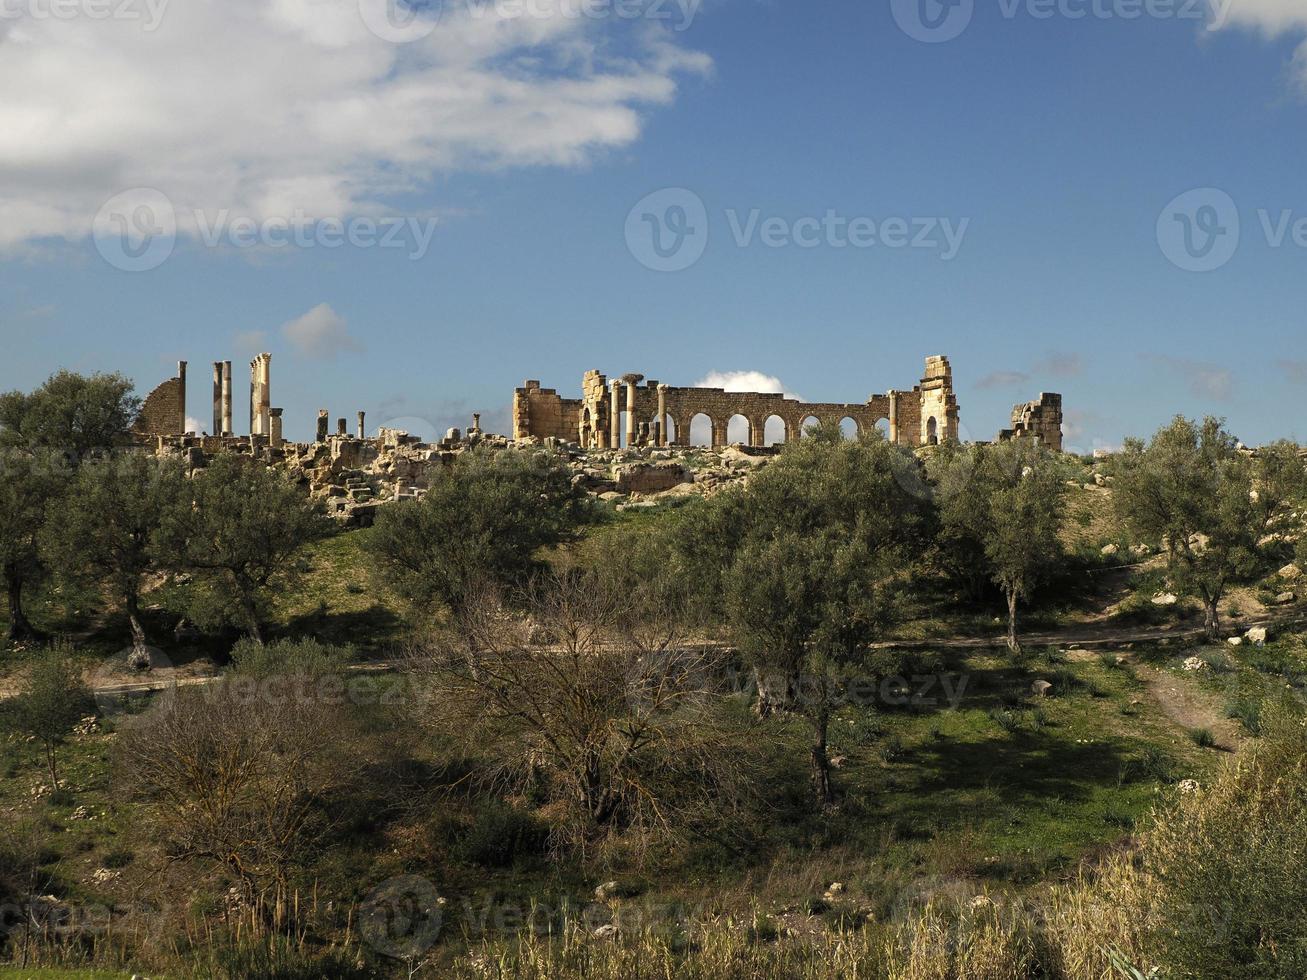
[2,0,1305,447]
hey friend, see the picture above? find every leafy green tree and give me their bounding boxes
[0,642,94,786]
[0,450,68,643]
[674,423,927,806]
[42,453,187,658]
[0,370,139,459]
[156,454,327,642]
[1112,418,1302,640]
[368,445,587,614]
[931,441,1066,653]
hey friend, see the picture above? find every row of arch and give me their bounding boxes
[592,411,893,448]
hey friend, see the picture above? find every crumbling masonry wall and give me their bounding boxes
[134,361,187,437]
[1000,393,1064,452]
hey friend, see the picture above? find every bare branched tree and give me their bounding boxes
[413,565,755,858]
[114,675,362,928]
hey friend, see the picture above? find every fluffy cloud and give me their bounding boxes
[281,303,360,358]
[0,0,710,251]
[694,370,804,401]
[1210,0,1307,89]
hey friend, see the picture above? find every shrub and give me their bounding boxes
[1190,727,1217,748]
[1227,697,1264,736]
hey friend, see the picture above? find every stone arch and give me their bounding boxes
[689,413,713,447]
[874,417,890,441]
[727,414,750,445]
[656,414,677,445]
[839,416,859,440]
[798,414,820,437]
[926,416,939,445]
[764,415,786,446]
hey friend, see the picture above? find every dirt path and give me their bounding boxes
[1130,661,1247,753]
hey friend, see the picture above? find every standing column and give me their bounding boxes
[258,354,272,437]
[212,363,223,435]
[249,359,258,435]
[269,408,284,449]
[177,361,187,434]
[316,410,329,442]
[625,380,637,447]
[887,390,899,445]
[221,361,233,436]
[357,411,366,439]
[609,380,621,449]
[657,385,668,447]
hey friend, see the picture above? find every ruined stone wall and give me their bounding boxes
[918,355,960,445]
[1002,393,1064,452]
[134,362,187,437]
[513,380,583,442]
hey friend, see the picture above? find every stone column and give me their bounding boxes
[656,385,668,447]
[609,380,621,449]
[221,362,233,436]
[712,419,727,447]
[625,380,637,448]
[337,417,347,437]
[212,363,223,435]
[887,389,898,445]
[258,354,272,437]
[249,359,257,435]
[316,410,329,442]
[269,408,283,449]
[751,417,767,448]
[357,411,366,439]
[177,361,187,434]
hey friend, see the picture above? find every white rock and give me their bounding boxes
[1152,593,1178,606]
[1101,543,1119,556]
[1227,637,1243,647]
[1178,779,1200,795]
[1183,656,1207,670]
[1246,626,1269,647]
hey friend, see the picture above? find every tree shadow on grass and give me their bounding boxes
[279,602,405,656]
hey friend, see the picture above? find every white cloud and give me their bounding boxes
[281,303,360,358]
[185,415,204,434]
[694,370,804,401]
[1209,0,1307,88]
[0,0,710,251]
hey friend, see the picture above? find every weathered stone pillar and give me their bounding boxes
[212,362,223,435]
[712,419,728,447]
[316,410,329,442]
[887,389,898,445]
[625,380,637,447]
[336,417,347,437]
[269,408,283,449]
[609,380,621,449]
[259,354,271,437]
[221,362,233,436]
[751,417,767,448]
[177,361,187,434]
[657,384,668,447]
[357,411,366,439]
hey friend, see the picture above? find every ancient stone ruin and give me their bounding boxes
[513,355,964,449]
[999,393,1064,452]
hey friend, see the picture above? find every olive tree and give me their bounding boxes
[41,453,187,658]
[673,423,928,807]
[1112,418,1303,640]
[0,451,67,643]
[0,642,94,786]
[369,445,587,614]
[156,454,328,641]
[0,370,139,459]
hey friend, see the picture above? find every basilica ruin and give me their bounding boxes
[514,356,966,449]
